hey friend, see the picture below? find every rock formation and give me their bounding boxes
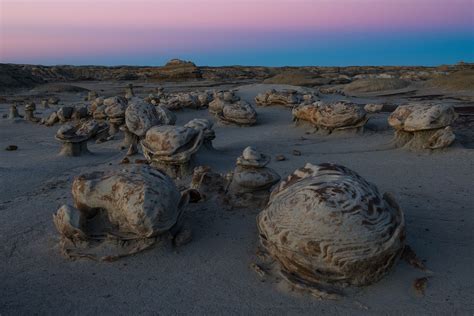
[227,147,280,208]
[388,103,457,150]
[53,165,194,260]
[257,163,405,298]
[104,96,128,137]
[124,99,162,155]
[292,101,367,134]
[24,102,39,122]
[255,89,317,107]
[141,125,204,178]
[55,124,91,156]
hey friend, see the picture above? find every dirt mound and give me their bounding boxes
[0,64,45,90]
[344,78,410,95]
[426,70,474,92]
[264,70,329,87]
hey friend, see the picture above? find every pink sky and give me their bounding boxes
[1,0,473,65]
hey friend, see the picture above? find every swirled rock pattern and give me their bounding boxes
[257,163,405,296]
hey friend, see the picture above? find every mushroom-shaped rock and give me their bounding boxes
[104,96,128,136]
[53,165,193,260]
[55,124,90,156]
[8,104,21,121]
[24,102,39,122]
[141,125,204,178]
[388,104,458,150]
[41,99,50,109]
[218,101,258,126]
[184,118,215,149]
[227,147,280,208]
[125,83,135,99]
[124,99,162,155]
[257,163,405,298]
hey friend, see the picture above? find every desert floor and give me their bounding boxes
[1,81,473,315]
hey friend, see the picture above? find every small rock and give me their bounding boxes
[173,227,192,247]
[5,145,18,151]
[120,157,130,164]
[413,277,428,296]
[292,149,301,156]
[135,159,149,164]
[275,154,286,161]
[250,263,266,278]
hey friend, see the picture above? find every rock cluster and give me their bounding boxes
[159,91,212,110]
[255,89,317,107]
[388,104,457,150]
[257,163,405,297]
[209,90,257,126]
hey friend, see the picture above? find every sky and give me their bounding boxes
[0,0,473,66]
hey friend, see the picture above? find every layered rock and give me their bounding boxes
[388,103,457,150]
[257,163,405,298]
[141,125,204,178]
[227,147,280,208]
[292,101,367,133]
[255,89,317,107]
[55,124,90,156]
[53,165,194,260]
[124,99,162,155]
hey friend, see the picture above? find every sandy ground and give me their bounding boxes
[1,82,473,315]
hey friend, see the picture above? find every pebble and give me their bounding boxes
[5,145,18,151]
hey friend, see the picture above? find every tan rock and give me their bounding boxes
[388,104,458,150]
[141,125,204,178]
[257,163,405,297]
[53,166,193,260]
[218,101,258,126]
[227,147,280,208]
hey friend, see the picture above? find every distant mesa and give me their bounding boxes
[157,58,202,80]
[164,59,197,68]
